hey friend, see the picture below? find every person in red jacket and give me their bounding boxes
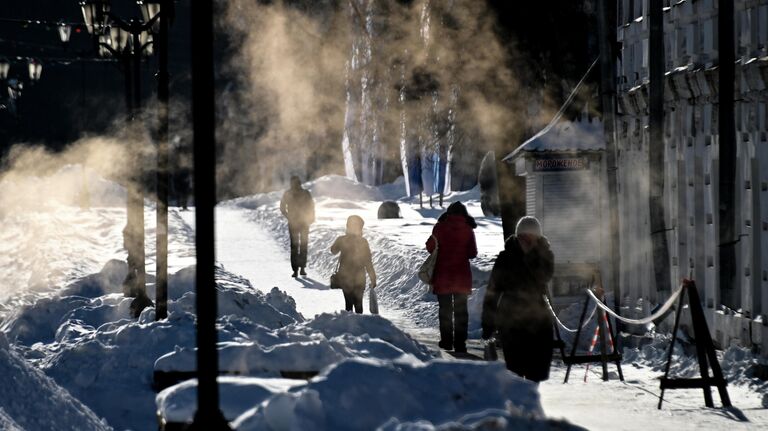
[426,201,478,353]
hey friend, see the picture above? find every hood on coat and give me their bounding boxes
[438,201,477,229]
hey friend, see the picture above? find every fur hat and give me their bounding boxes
[515,216,542,237]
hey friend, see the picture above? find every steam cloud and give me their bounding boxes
[217,0,562,196]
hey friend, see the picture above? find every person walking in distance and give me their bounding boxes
[331,215,377,313]
[426,201,478,353]
[481,216,555,382]
[280,176,315,277]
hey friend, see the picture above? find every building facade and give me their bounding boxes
[615,0,768,352]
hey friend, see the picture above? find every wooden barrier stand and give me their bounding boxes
[561,287,624,383]
[658,279,731,409]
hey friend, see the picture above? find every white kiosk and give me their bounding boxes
[504,116,607,300]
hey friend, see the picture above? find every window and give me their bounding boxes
[677,26,688,60]
[739,10,751,55]
[702,19,714,55]
[665,34,673,69]
[686,24,695,57]
[642,39,649,70]
[703,105,713,134]
[759,6,768,50]
[621,0,630,25]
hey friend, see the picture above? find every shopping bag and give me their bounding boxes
[330,259,342,289]
[330,273,342,289]
[418,235,438,285]
[483,338,498,361]
[368,286,379,314]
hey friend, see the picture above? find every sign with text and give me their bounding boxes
[533,157,589,172]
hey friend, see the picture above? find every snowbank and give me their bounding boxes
[2,261,302,430]
[0,332,111,430]
[156,376,305,425]
[157,358,583,430]
[232,357,544,431]
[155,312,432,375]
[623,333,768,394]
[279,312,432,358]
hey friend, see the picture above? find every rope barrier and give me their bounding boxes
[545,295,597,333]
[586,283,685,325]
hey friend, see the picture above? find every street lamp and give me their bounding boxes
[139,30,154,56]
[80,0,111,35]
[137,0,162,33]
[109,26,132,52]
[27,59,42,82]
[57,21,72,44]
[0,59,9,80]
[97,34,112,57]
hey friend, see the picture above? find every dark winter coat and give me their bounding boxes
[426,214,478,295]
[331,234,375,292]
[482,235,554,381]
[280,187,315,227]
[482,236,554,332]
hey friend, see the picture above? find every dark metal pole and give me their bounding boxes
[597,0,622,329]
[123,51,138,295]
[191,0,228,427]
[155,1,171,320]
[718,0,737,309]
[649,0,671,294]
[133,28,147,297]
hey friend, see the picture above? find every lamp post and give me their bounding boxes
[138,0,172,321]
[191,0,229,427]
[81,0,159,316]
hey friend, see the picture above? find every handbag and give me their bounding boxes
[418,235,438,285]
[483,338,498,361]
[330,259,342,289]
[368,286,379,314]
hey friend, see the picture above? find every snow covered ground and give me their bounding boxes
[0,169,766,430]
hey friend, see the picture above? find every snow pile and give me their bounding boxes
[0,206,129,302]
[1,259,130,346]
[2,261,302,430]
[623,333,768,394]
[378,413,586,431]
[157,376,305,425]
[0,409,23,431]
[232,357,547,431]
[155,312,432,375]
[280,312,431,358]
[0,332,111,430]
[167,266,304,327]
